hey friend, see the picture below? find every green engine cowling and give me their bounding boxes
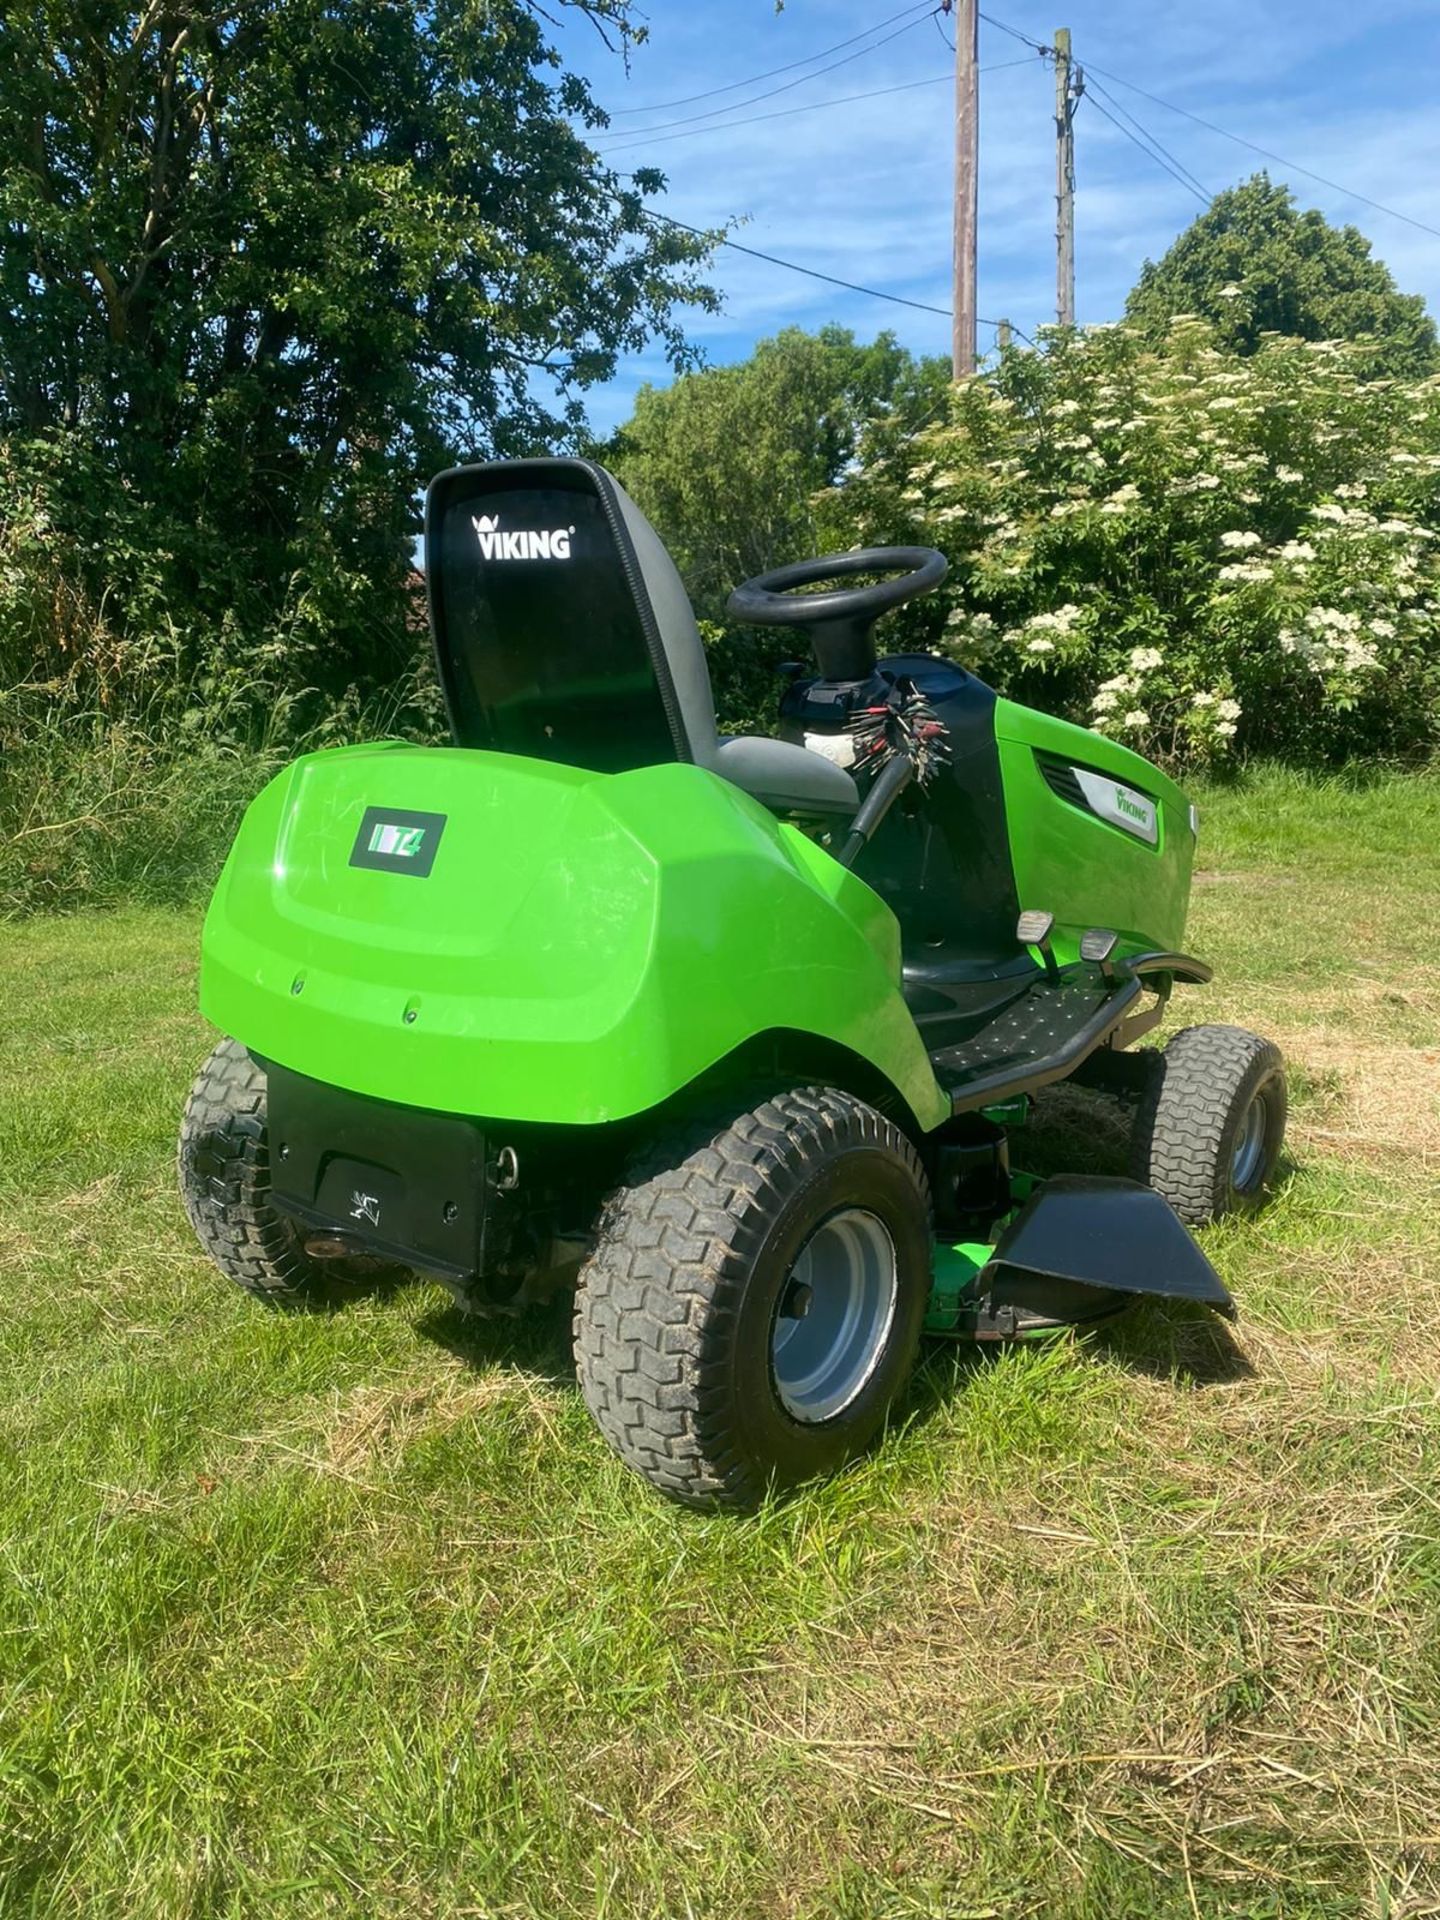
[199,743,951,1130]
[994,699,1197,964]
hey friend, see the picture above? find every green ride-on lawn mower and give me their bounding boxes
[180,457,1287,1510]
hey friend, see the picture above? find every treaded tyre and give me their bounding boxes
[573,1086,932,1511]
[178,1038,326,1302]
[1129,1024,1287,1226]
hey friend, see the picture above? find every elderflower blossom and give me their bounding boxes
[1026,637,1056,654]
[1023,604,1082,636]
[1128,646,1163,672]
[1100,484,1140,514]
[1120,709,1151,730]
[1278,540,1316,562]
[1091,689,1120,713]
[1220,530,1262,550]
[1274,466,1304,484]
[1191,690,1217,708]
[1306,606,1361,633]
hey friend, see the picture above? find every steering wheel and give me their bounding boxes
[726,547,948,681]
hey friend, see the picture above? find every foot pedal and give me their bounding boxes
[1017,910,1060,982]
[1080,927,1123,981]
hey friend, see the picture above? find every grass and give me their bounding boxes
[1,764,1438,1918]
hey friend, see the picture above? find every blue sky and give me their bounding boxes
[545,0,1440,434]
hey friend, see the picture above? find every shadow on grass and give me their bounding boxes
[1083,1296,1256,1386]
[413,1292,577,1391]
[290,1261,418,1315]
[911,1295,1255,1416]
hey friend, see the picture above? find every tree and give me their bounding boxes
[828,322,1440,769]
[1125,175,1437,380]
[0,0,715,717]
[606,326,949,622]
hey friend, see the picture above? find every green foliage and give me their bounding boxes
[0,676,424,917]
[606,326,948,729]
[829,319,1440,768]
[0,0,714,726]
[1126,175,1437,381]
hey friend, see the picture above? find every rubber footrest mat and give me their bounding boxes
[931,969,1138,1110]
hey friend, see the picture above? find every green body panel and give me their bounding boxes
[993,699,1196,964]
[200,745,950,1130]
[925,1240,991,1333]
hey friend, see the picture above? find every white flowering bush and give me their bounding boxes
[823,319,1440,765]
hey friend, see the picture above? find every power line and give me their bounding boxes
[1083,87,1210,206]
[639,205,1030,340]
[592,12,934,146]
[1079,49,1440,243]
[977,10,1048,54]
[1084,74,1210,201]
[600,1,934,116]
[967,6,1440,243]
[598,57,1039,156]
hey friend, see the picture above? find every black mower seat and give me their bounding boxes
[424,458,858,820]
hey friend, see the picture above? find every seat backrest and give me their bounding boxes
[425,458,718,774]
[425,457,857,818]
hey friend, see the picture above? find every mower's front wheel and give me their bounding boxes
[1129,1024,1287,1225]
[573,1087,932,1510]
[178,1038,327,1303]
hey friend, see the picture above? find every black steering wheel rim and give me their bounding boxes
[725,547,948,629]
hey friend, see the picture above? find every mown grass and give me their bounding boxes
[1,766,1438,1918]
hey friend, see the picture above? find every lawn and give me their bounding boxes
[2,766,1439,1919]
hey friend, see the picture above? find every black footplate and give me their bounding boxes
[931,968,1144,1113]
[264,1060,491,1279]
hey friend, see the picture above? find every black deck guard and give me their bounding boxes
[978,1174,1235,1333]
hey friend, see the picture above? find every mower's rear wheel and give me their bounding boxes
[572,1086,932,1511]
[1129,1024,1287,1225]
[178,1038,327,1303]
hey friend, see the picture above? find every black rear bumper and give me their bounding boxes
[263,1061,491,1280]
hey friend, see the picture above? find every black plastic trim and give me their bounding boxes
[265,1060,492,1281]
[1037,758,1086,809]
[1127,949,1214,985]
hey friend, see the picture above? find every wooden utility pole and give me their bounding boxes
[1053,27,1081,328]
[951,0,978,377]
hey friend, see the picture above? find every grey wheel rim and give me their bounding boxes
[1231,1091,1268,1190]
[771,1208,898,1424]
